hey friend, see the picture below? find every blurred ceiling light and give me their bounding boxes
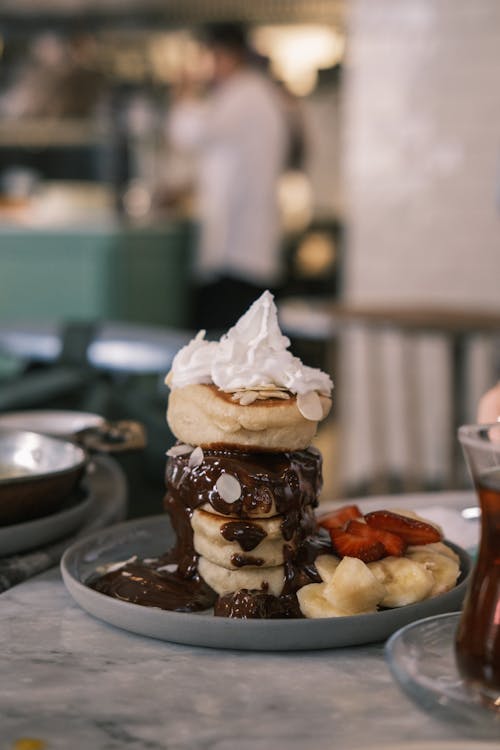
[295,232,337,278]
[252,25,344,96]
[149,32,207,84]
[278,170,313,233]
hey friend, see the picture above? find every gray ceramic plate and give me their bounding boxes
[0,486,93,556]
[61,515,472,651]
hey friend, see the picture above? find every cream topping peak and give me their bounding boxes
[167,290,333,396]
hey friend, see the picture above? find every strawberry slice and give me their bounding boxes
[317,504,363,530]
[364,510,442,545]
[329,526,386,563]
[346,519,406,557]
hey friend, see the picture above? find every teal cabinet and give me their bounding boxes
[0,221,194,327]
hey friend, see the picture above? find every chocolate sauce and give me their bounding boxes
[89,446,330,618]
[214,589,301,619]
[220,520,267,551]
[230,553,265,568]
[89,560,216,612]
[165,448,322,521]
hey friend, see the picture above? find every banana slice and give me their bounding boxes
[407,541,459,563]
[324,556,385,614]
[368,556,434,607]
[297,583,348,618]
[405,549,460,596]
[314,554,341,583]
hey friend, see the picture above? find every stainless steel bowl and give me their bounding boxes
[0,428,86,526]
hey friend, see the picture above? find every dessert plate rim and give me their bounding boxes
[61,514,472,652]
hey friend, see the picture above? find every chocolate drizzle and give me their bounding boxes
[89,446,331,618]
[230,553,265,568]
[89,560,216,613]
[220,520,267,551]
[167,445,319,519]
[214,589,300,619]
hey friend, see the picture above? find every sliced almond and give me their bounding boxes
[97,555,138,574]
[166,443,194,457]
[238,391,259,405]
[297,391,323,421]
[232,384,288,392]
[188,446,204,468]
[257,390,291,400]
[215,472,242,503]
[252,384,288,391]
[156,563,179,573]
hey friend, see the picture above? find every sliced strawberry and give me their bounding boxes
[318,504,363,531]
[364,510,442,545]
[346,519,406,557]
[329,526,386,563]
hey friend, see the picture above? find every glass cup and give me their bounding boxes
[455,423,500,709]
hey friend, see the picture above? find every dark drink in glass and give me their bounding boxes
[456,426,500,710]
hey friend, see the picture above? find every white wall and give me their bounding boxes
[338,0,500,491]
[344,0,500,307]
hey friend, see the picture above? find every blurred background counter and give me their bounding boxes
[0,219,194,327]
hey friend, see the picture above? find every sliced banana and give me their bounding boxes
[324,556,385,614]
[405,549,460,596]
[297,583,348,618]
[314,554,341,583]
[407,541,459,563]
[368,556,434,608]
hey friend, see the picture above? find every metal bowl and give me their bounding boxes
[0,428,86,526]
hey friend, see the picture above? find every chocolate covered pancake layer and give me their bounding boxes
[90,447,330,616]
[165,447,321,568]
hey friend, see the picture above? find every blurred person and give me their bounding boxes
[166,23,289,331]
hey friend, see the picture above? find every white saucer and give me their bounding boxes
[386,612,500,733]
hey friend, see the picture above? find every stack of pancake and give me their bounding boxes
[165,381,331,618]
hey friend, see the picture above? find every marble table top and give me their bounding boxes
[0,491,490,750]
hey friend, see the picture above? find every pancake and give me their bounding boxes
[193,527,291,569]
[167,383,331,452]
[192,508,285,544]
[165,446,322,520]
[198,556,285,597]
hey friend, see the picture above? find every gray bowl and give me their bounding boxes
[61,515,472,651]
[0,428,86,525]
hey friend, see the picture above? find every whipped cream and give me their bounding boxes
[168,291,333,396]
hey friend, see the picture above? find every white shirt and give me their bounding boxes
[168,70,288,285]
